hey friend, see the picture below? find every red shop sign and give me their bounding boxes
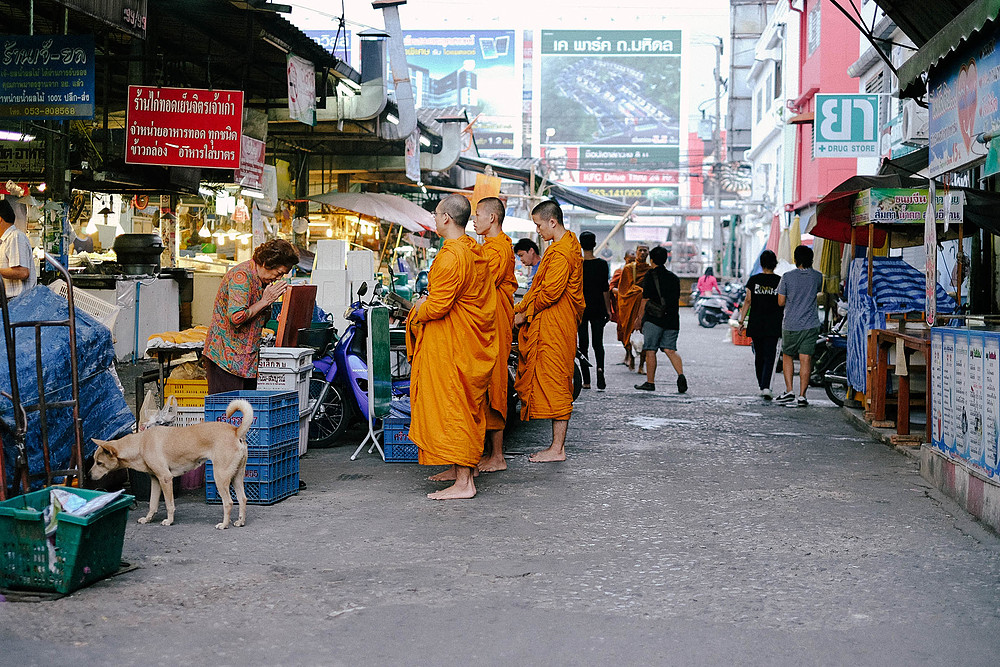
[126,86,243,169]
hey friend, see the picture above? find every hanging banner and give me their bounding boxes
[235,136,266,190]
[813,94,880,157]
[287,54,316,126]
[0,34,96,119]
[126,86,243,169]
[925,182,937,325]
[849,188,964,225]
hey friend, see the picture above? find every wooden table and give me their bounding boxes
[870,329,931,444]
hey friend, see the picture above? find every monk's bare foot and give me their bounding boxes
[529,447,566,463]
[427,482,476,500]
[477,456,507,473]
[427,466,457,481]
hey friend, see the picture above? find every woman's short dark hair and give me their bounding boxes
[759,249,778,270]
[704,266,714,276]
[253,239,298,270]
[649,246,668,266]
[579,230,596,251]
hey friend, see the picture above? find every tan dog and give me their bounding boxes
[90,399,252,530]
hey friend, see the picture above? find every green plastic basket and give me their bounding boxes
[0,487,133,594]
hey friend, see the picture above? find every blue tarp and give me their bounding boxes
[846,258,957,393]
[1,286,134,489]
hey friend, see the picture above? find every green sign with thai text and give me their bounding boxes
[850,188,964,226]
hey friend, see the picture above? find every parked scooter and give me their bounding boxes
[694,282,744,328]
[307,282,409,448]
[810,325,849,406]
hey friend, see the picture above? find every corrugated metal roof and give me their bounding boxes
[893,0,1000,99]
[874,0,976,48]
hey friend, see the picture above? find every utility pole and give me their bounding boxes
[712,36,724,275]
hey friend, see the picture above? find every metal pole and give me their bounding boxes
[594,203,639,255]
[713,37,724,273]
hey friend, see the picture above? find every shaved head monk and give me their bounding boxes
[616,245,650,371]
[473,196,517,473]
[407,194,498,499]
[512,200,585,462]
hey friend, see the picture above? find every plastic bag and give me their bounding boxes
[629,330,644,356]
[138,391,178,431]
[168,360,206,380]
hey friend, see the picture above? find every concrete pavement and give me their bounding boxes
[3,310,999,666]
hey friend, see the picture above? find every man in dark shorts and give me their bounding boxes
[775,245,823,407]
[633,246,687,394]
[578,231,612,390]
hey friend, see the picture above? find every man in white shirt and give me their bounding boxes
[0,199,37,299]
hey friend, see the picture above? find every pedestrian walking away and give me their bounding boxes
[696,265,721,296]
[513,200,585,463]
[634,245,687,394]
[737,249,783,400]
[775,244,823,408]
[578,230,612,391]
[407,194,498,499]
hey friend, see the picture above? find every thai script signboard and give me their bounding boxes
[0,140,45,176]
[813,94,880,157]
[928,25,1000,177]
[235,136,266,190]
[538,29,681,193]
[849,188,964,226]
[0,34,95,119]
[126,86,243,169]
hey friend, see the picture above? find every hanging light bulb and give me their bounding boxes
[198,221,210,238]
[375,226,380,240]
[228,228,239,240]
[325,227,333,238]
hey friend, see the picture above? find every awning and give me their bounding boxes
[814,174,1000,247]
[309,192,434,232]
[895,0,1000,100]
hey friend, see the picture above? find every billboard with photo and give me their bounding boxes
[538,29,681,192]
[403,30,519,156]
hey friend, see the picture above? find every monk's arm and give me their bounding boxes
[521,256,570,322]
[411,252,463,322]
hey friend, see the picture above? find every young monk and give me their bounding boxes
[474,196,517,473]
[512,200,585,463]
[616,245,650,370]
[407,195,498,499]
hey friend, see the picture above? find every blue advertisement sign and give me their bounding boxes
[0,34,96,119]
[402,30,519,155]
[928,26,1000,177]
[304,29,351,64]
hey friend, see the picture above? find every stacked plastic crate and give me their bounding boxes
[257,348,313,456]
[164,378,209,424]
[203,390,300,505]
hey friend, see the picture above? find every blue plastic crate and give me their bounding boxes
[205,439,299,505]
[382,417,419,463]
[204,390,298,452]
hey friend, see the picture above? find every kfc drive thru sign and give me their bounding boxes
[126,86,243,169]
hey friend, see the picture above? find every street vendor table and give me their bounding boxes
[146,346,200,404]
[870,328,931,444]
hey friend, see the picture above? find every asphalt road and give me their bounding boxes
[3,310,999,666]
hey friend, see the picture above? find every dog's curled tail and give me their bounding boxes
[226,399,254,442]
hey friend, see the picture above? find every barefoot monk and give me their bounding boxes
[513,200,585,463]
[407,195,498,500]
[473,197,517,473]
[615,245,649,370]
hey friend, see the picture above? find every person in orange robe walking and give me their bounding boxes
[513,200,585,463]
[615,245,650,371]
[473,196,518,473]
[609,250,633,325]
[407,195,498,500]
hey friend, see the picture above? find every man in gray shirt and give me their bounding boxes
[775,245,823,407]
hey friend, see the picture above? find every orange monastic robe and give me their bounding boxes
[615,261,650,348]
[513,231,585,421]
[483,233,518,431]
[407,235,498,467]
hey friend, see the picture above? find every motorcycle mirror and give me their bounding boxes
[357,282,368,298]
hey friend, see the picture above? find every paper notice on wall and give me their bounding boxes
[287,54,316,126]
[252,204,266,245]
[931,330,944,447]
[942,331,956,452]
[984,335,1000,476]
[968,333,985,464]
[954,333,969,457]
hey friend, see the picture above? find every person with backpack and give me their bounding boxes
[633,246,687,394]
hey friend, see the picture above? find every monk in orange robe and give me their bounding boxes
[609,250,633,324]
[407,194,498,499]
[615,245,650,371]
[513,200,585,462]
[473,196,517,473]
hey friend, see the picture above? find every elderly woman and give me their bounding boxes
[202,239,299,394]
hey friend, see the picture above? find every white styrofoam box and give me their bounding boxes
[298,413,309,456]
[346,249,375,286]
[256,364,312,414]
[174,406,205,428]
[259,347,314,372]
[314,239,347,271]
[311,268,350,311]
